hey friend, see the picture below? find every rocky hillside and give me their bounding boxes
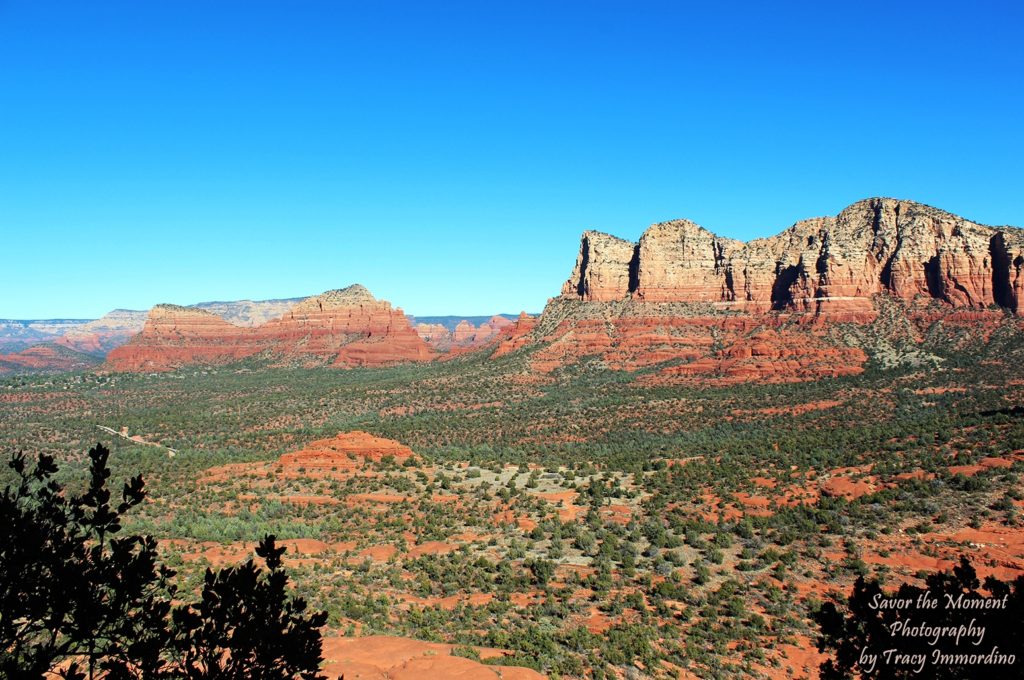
[0,343,103,374]
[509,198,1024,383]
[106,285,435,372]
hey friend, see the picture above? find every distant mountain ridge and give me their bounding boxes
[411,315,519,352]
[407,314,520,331]
[0,290,523,374]
[0,319,94,352]
[0,295,311,354]
[0,342,102,374]
[4,197,1023,379]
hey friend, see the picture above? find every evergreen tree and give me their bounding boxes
[0,445,333,679]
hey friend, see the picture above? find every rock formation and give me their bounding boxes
[414,315,516,351]
[527,198,1024,383]
[105,305,261,371]
[54,309,148,355]
[0,343,103,374]
[276,431,415,476]
[11,196,1022,384]
[106,285,435,372]
[413,323,451,345]
[192,297,304,327]
[560,231,638,302]
[563,198,1024,315]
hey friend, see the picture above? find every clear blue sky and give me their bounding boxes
[2,1,1022,319]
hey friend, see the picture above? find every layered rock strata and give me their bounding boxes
[106,285,434,371]
[530,198,1024,383]
[562,198,1024,315]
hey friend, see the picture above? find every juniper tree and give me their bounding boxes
[0,444,334,680]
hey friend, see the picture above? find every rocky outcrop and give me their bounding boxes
[492,312,539,358]
[526,198,1024,383]
[560,231,638,302]
[277,431,415,476]
[258,286,434,367]
[563,198,1024,315]
[414,315,515,351]
[413,323,450,344]
[106,285,435,372]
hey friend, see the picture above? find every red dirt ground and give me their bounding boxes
[320,635,546,679]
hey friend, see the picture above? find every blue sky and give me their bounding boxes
[2,1,1022,318]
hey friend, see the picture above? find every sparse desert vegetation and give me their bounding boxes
[3,305,1023,678]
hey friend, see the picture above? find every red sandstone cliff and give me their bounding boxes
[563,198,1024,315]
[106,285,435,372]
[521,198,1024,383]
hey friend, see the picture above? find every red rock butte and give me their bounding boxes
[561,198,1024,315]
[106,285,435,372]
[525,198,1024,382]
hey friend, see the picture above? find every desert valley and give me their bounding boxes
[3,197,1024,678]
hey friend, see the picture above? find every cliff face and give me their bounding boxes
[560,231,638,302]
[534,198,1024,384]
[563,198,1024,315]
[106,285,435,372]
[635,220,744,304]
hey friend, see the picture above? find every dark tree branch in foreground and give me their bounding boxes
[816,555,1024,679]
[0,444,336,680]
